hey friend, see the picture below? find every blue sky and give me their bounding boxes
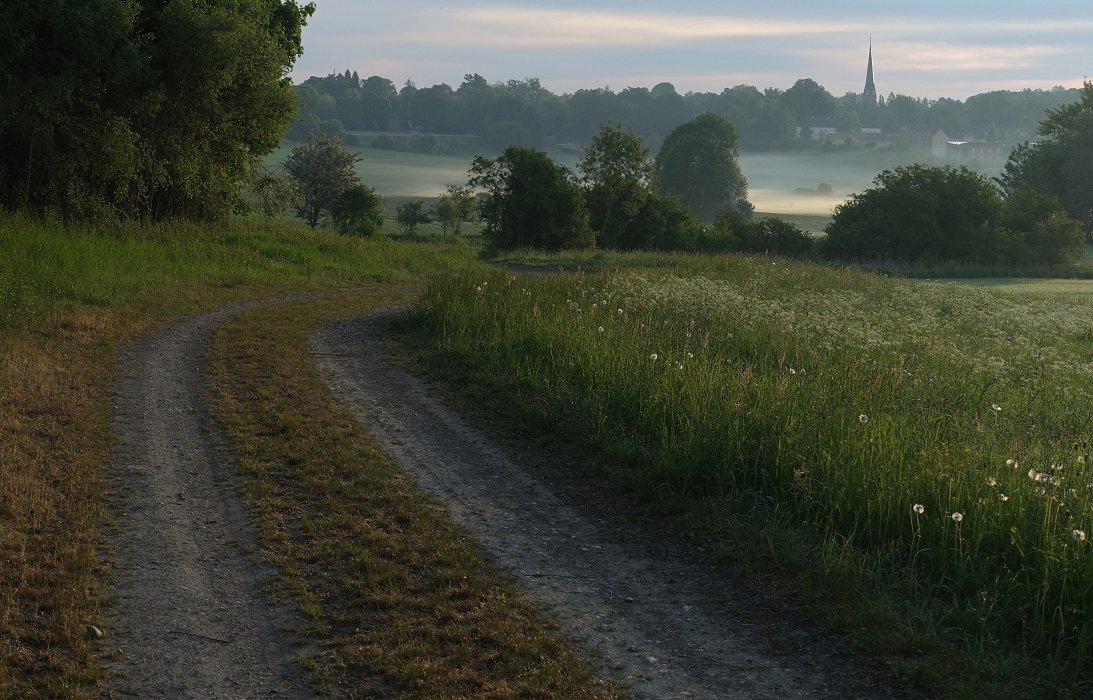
[292,1,1092,99]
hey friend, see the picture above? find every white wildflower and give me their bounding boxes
[649,353,658,361]
[1074,530,1087,542]
[859,414,869,424]
[999,493,1009,502]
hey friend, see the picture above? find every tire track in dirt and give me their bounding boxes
[312,309,917,700]
[106,299,313,699]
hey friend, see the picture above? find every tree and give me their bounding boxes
[469,147,593,253]
[0,0,315,221]
[579,123,653,247]
[998,82,1093,236]
[822,165,1003,262]
[395,200,431,235]
[433,185,476,236]
[284,134,361,228]
[654,113,750,222]
[331,184,383,236]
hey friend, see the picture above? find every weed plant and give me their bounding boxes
[414,259,1093,686]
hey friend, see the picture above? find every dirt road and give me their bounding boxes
[104,297,911,698]
[312,309,913,700]
[106,300,313,698]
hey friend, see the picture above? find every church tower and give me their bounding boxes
[863,40,877,109]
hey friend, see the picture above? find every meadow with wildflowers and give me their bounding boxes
[412,257,1093,689]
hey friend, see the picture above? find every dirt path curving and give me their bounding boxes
[106,300,314,699]
[312,309,917,700]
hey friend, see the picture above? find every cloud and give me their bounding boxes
[383,6,1093,49]
[804,42,1071,73]
[397,7,868,47]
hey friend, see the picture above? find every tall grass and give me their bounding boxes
[414,260,1093,684]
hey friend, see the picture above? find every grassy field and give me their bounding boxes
[407,255,1093,695]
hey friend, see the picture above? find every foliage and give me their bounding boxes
[395,200,431,236]
[283,134,361,228]
[416,264,1093,688]
[654,113,751,222]
[707,213,816,258]
[579,123,654,248]
[331,184,383,236]
[824,164,1086,265]
[0,0,315,221]
[290,68,1082,155]
[245,167,299,219]
[469,147,593,253]
[433,185,476,236]
[823,165,1004,262]
[997,82,1093,238]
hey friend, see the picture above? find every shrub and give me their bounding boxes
[331,185,384,236]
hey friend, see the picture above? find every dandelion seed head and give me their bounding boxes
[1074,530,1086,542]
[598,326,604,333]
[991,403,1002,412]
[649,353,658,361]
[1006,458,1017,468]
[999,493,1009,502]
[988,477,997,487]
[951,512,964,523]
[913,503,925,514]
[859,414,869,424]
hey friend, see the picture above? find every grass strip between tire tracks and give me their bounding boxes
[207,291,622,698]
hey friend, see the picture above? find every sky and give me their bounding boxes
[291,1,1093,100]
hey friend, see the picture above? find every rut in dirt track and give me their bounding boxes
[312,309,916,700]
[106,299,313,699]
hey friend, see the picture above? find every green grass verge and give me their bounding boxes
[207,293,621,698]
[403,257,1093,697]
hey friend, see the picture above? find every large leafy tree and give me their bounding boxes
[997,81,1093,235]
[0,0,314,221]
[284,134,361,228]
[469,147,593,253]
[654,113,751,222]
[822,165,1003,262]
[578,123,652,247]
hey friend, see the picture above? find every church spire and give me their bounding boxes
[863,38,877,109]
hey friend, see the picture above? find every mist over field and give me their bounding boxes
[305,141,990,220]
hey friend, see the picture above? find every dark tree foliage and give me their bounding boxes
[997,82,1093,237]
[822,165,1003,262]
[331,184,384,236]
[578,123,653,247]
[395,200,431,236]
[469,147,593,253]
[697,213,814,258]
[283,134,360,229]
[0,0,314,221]
[822,164,1084,265]
[654,113,751,222]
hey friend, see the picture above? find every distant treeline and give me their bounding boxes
[290,70,1081,151]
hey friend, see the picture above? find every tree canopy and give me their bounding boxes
[469,147,593,253]
[997,81,1093,235]
[654,113,751,222]
[822,164,1084,265]
[0,0,314,221]
[283,134,361,228]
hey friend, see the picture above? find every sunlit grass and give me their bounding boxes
[412,258,1093,689]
